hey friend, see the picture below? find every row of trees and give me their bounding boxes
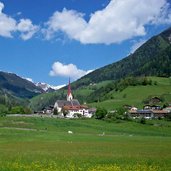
[0,104,32,116]
[94,107,129,121]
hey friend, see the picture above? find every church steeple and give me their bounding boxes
[67,78,73,101]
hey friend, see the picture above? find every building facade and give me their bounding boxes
[54,79,93,118]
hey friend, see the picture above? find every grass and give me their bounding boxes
[89,77,171,110]
[0,116,171,170]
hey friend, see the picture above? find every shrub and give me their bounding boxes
[74,113,82,118]
[140,117,146,124]
[53,108,58,115]
[0,104,8,115]
[95,107,107,119]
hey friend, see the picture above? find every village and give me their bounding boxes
[36,80,171,120]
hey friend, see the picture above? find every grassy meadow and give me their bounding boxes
[0,116,171,170]
[89,77,171,110]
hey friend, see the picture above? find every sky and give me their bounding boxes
[0,0,171,86]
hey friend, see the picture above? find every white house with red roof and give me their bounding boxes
[54,79,93,118]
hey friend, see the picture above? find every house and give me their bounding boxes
[129,109,153,119]
[62,105,90,118]
[36,105,54,114]
[164,106,171,113]
[54,99,80,113]
[144,105,162,110]
[151,109,169,119]
[43,105,54,114]
[130,106,138,111]
[54,79,93,118]
[129,109,169,119]
[88,108,96,115]
[149,96,161,104]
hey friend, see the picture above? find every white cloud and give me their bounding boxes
[130,39,147,53]
[17,19,39,40]
[0,1,38,40]
[152,1,171,24]
[0,2,4,12]
[0,2,16,38]
[44,0,171,44]
[44,8,87,40]
[49,61,93,79]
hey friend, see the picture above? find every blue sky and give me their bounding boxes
[0,0,171,86]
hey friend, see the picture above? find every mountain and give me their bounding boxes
[36,82,65,92]
[0,71,44,98]
[30,27,171,111]
[71,27,171,90]
[0,71,44,107]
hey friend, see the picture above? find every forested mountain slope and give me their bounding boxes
[71,27,171,90]
[0,71,44,107]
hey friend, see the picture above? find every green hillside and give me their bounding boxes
[90,77,171,110]
[71,27,171,89]
[30,77,171,111]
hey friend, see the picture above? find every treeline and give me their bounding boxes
[0,90,32,115]
[87,77,155,103]
[0,104,32,116]
[30,90,67,112]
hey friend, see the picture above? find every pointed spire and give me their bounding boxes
[67,78,73,101]
[67,77,71,96]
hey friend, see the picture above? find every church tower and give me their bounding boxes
[67,78,73,101]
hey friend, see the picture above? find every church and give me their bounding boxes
[54,79,93,118]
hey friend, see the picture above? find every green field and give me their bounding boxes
[89,77,171,110]
[0,116,171,170]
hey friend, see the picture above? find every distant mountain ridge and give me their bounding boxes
[36,82,65,92]
[71,27,171,89]
[0,71,67,108]
[0,71,45,98]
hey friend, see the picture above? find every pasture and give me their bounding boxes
[0,116,171,170]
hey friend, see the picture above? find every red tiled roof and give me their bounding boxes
[151,110,168,114]
[63,105,89,111]
[80,105,88,109]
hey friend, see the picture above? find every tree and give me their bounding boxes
[0,104,8,116]
[140,117,146,124]
[115,107,126,119]
[53,108,58,115]
[62,107,68,117]
[10,106,25,114]
[23,107,32,114]
[95,107,107,119]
